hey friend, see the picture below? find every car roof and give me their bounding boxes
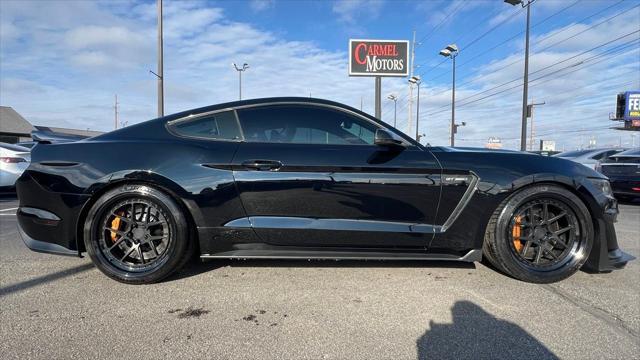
[610,148,640,157]
[165,97,375,122]
[555,148,625,158]
[0,142,30,152]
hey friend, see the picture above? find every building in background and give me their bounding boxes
[0,106,33,143]
[0,106,103,144]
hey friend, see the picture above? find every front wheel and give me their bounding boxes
[83,184,192,284]
[483,184,593,283]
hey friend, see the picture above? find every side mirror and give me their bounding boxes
[374,129,404,147]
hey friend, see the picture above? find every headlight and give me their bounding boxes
[589,178,613,197]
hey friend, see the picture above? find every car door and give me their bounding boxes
[229,103,442,250]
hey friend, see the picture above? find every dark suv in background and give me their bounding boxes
[597,148,640,200]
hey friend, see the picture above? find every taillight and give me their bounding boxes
[0,157,26,163]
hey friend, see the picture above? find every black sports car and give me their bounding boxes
[16,98,633,284]
[597,148,640,200]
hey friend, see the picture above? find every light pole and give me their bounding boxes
[527,101,545,151]
[505,0,535,151]
[408,76,421,142]
[233,63,249,100]
[387,94,398,128]
[439,44,459,146]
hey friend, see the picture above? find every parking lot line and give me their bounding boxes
[0,207,18,212]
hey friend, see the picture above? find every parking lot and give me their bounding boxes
[0,194,638,359]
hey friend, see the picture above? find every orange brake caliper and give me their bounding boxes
[110,212,124,242]
[512,215,523,252]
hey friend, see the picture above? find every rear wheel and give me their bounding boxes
[84,184,192,284]
[483,184,593,283]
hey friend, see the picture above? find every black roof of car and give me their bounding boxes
[610,148,640,157]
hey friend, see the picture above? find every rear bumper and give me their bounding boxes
[18,221,77,256]
[16,171,89,255]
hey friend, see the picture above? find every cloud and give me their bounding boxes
[332,0,384,24]
[0,0,638,151]
[249,0,275,12]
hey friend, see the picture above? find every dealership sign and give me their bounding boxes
[349,39,409,77]
[624,91,640,120]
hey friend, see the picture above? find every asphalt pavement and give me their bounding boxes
[1,194,638,359]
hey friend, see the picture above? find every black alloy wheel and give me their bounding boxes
[84,184,192,284]
[483,184,593,283]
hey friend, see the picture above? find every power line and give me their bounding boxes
[427,0,635,94]
[416,0,469,46]
[383,0,639,122]
[425,30,640,107]
[432,0,583,82]
[422,42,639,117]
[384,0,621,117]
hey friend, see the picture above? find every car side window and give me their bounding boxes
[171,111,241,140]
[236,105,378,145]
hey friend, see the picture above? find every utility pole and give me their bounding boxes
[408,76,421,141]
[521,1,531,151]
[505,0,535,151]
[407,30,416,135]
[157,0,164,117]
[114,94,119,130]
[527,101,545,151]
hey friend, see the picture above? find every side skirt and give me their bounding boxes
[201,249,482,262]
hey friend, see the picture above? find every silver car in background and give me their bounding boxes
[0,143,31,189]
[553,148,627,170]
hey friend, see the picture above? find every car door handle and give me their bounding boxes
[241,160,282,171]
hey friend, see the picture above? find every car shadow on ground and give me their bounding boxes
[167,258,476,282]
[0,193,18,202]
[0,262,95,298]
[617,197,640,206]
[416,300,559,360]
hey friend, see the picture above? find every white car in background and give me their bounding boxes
[0,143,31,189]
[553,148,627,170]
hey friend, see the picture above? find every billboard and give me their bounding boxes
[539,140,556,152]
[624,91,640,121]
[349,39,409,77]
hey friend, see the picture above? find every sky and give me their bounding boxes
[1,0,639,150]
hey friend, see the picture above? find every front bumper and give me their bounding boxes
[582,198,635,272]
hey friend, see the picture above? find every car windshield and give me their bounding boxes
[0,143,30,152]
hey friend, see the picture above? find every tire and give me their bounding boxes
[83,184,193,284]
[483,184,593,283]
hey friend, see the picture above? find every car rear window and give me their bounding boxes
[170,111,242,141]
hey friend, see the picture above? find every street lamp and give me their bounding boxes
[408,75,421,142]
[232,63,249,100]
[387,94,398,128]
[439,44,459,147]
[505,0,535,151]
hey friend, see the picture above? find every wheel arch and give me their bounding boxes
[75,172,201,255]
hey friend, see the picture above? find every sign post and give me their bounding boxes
[349,39,409,120]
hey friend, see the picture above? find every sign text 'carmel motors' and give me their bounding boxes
[349,39,409,77]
